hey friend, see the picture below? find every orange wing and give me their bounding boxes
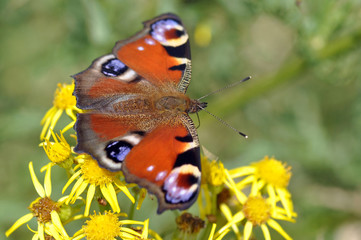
[73,13,201,213]
[113,13,192,93]
[74,113,201,213]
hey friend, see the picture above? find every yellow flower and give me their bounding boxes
[198,151,226,218]
[62,154,135,216]
[6,162,70,239]
[42,130,73,169]
[72,211,151,240]
[228,156,294,217]
[40,82,81,140]
[202,155,226,187]
[216,170,296,240]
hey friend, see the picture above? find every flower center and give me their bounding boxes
[29,197,59,223]
[80,157,118,185]
[253,156,291,188]
[83,212,121,240]
[242,196,271,225]
[53,83,76,109]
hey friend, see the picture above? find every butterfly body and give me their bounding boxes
[73,13,205,213]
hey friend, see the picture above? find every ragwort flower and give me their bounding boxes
[216,169,296,240]
[62,154,135,216]
[72,211,152,240]
[41,130,73,169]
[228,156,294,217]
[198,151,226,218]
[5,162,69,240]
[40,82,80,140]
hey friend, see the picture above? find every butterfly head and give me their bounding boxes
[188,99,207,114]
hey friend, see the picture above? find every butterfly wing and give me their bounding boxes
[75,112,201,213]
[73,13,201,213]
[113,13,192,93]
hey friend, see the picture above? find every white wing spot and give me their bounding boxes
[145,38,156,45]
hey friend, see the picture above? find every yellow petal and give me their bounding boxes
[32,233,38,240]
[107,183,121,212]
[71,181,88,204]
[228,166,256,177]
[243,221,253,240]
[114,179,135,203]
[29,162,45,198]
[216,209,244,239]
[40,107,57,137]
[46,224,62,240]
[72,233,85,240]
[141,219,149,239]
[235,175,256,189]
[119,226,142,237]
[62,120,75,133]
[84,184,96,216]
[100,184,119,213]
[267,185,277,207]
[51,211,69,238]
[276,187,294,218]
[62,170,81,194]
[148,228,163,240]
[5,213,33,237]
[65,108,77,121]
[38,223,45,240]
[208,223,217,240]
[120,220,144,225]
[216,229,230,240]
[224,169,247,204]
[66,176,84,204]
[261,224,271,240]
[136,188,147,210]
[44,163,52,197]
[267,219,293,240]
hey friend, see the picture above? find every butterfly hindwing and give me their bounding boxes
[75,112,201,213]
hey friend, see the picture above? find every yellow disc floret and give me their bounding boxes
[80,156,118,185]
[83,211,121,240]
[242,196,271,226]
[29,197,59,224]
[253,156,291,188]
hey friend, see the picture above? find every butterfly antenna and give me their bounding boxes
[197,104,248,138]
[197,76,251,101]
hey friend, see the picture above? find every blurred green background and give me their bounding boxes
[1,0,361,239]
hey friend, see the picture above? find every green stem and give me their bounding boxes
[128,189,139,220]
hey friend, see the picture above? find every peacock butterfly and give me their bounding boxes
[73,13,207,214]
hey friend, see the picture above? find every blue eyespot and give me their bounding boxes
[101,58,128,77]
[105,141,132,162]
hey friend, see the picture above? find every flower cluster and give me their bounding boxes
[6,82,297,240]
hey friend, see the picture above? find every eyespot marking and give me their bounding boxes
[101,58,128,77]
[105,140,132,163]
